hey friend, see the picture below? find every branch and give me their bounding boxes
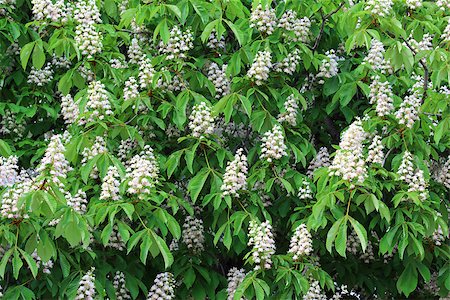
[401,37,430,101]
[312,2,346,50]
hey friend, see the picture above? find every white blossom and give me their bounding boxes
[395,90,422,128]
[207,62,230,98]
[250,4,277,35]
[37,134,72,187]
[138,56,155,89]
[0,155,18,187]
[307,147,330,177]
[123,77,139,101]
[32,250,54,274]
[278,10,311,42]
[31,0,68,23]
[437,0,450,10]
[113,271,131,300]
[85,81,113,122]
[117,139,137,163]
[0,110,26,141]
[227,267,246,300]
[397,151,428,200]
[76,267,96,300]
[107,225,125,251]
[363,39,392,74]
[274,49,302,75]
[221,148,248,198]
[127,37,143,64]
[248,220,276,270]
[51,54,71,69]
[75,24,103,57]
[365,0,393,17]
[126,146,159,198]
[60,94,80,124]
[188,102,215,138]
[81,136,107,179]
[430,156,450,188]
[66,190,88,214]
[366,134,384,164]
[146,272,175,300]
[260,124,288,163]
[100,166,121,201]
[27,63,53,86]
[298,179,313,200]
[277,94,299,126]
[303,280,327,300]
[1,170,34,218]
[247,51,272,86]
[289,224,313,259]
[159,26,194,60]
[316,50,342,84]
[207,29,225,51]
[182,216,205,254]
[406,0,422,9]
[110,58,128,69]
[369,75,394,117]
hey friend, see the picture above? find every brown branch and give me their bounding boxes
[401,37,429,101]
[312,2,346,51]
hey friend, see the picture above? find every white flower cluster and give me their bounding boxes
[146,272,176,300]
[331,284,362,300]
[127,37,143,64]
[32,250,54,274]
[397,151,428,200]
[250,4,277,35]
[226,267,246,300]
[51,55,71,69]
[366,134,384,164]
[289,224,313,260]
[278,10,311,43]
[182,216,205,254]
[31,0,68,23]
[432,225,445,246]
[81,136,107,179]
[37,134,72,187]
[117,139,137,163]
[431,157,450,188]
[365,0,393,17]
[274,49,302,75]
[0,170,34,218]
[207,62,230,98]
[260,124,288,163]
[110,58,128,69]
[0,155,18,187]
[113,271,131,300]
[406,0,422,9]
[76,267,96,300]
[138,56,155,89]
[303,280,327,300]
[307,147,330,177]
[247,51,272,86]
[0,0,15,16]
[100,166,121,201]
[27,64,54,86]
[107,225,125,251]
[157,72,188,92]
[207,29,225,51]
[73,0,102,57]
[60,94,80,124]
[0,110,26,141]
[78,65,94,82]
[277,94,299,126]
[330,119,368,185]
[369,75,394,117]
[159,26,194,60]
[248,220,276,270]
[188,102,215,138]
[0,284,2,297]
[221,148,248,198]
[123,76,139,101]
[85,81,113,122]
[442,19,450,43]
[437,0,450,10]
[298,179,313,200]
[408,33,433,53]
[66,190,88,214]
[316,50,342,84]
[364,39,392,74]
[126,146,159,198]
[395,88,422,128]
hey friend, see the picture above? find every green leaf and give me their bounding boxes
[188,168,209,202]
[224,19,245,46]
[0,140,12,156]
[396,262,418,297]
[184,267,196,288]
[20,42,35,70]
[335,217,348,257]
[12,250,23,279]
[348,216,368,252]
[18,249,38,278]
[150,231,174,268]
[32,41,45,69]
[326,217,343,253]
[164,4,181,19]
[64,221,82,247]
[201,20,219,43]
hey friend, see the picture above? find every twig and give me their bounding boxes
[312,2,346,50]
[401,37,430,101]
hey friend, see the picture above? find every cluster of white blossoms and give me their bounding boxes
[331,284,362,300]
[106,225,125,251]
[432,225,445,246]
[406,0,422,9]
[437,0,450,10]
[274,49,302,75]
[330,119,368,185]
[100,166,121,201]
[365,0,393,17]
[159,26,194,60]
[260,124,288,163]
[430,157,450,188]
[110,58,128,69]
[395,83,423,128]
[51,55,71,69]
[157,72,188,92]
[408,33,433,53]
[188,102,215,138]
[397,151,428,200]
[347,232,376,263]
[248,220,276,270]
[0,0,15,16]
[364,39,392,74]
[146,272,176,300]
[81,136,107,179]
[37,134,72,187]
[78,65,95,82]
[113,271,131,300]
[249,4,277,35]
[247,51,272,86]
[27,64,53,86]
[303,280,327,300]
[32,250,54,274]
[0,110,26,141]
[226,267,246,300]
[277,94,299,126]
[366,134,384,164]
[207,30,225,51]
[207,62,230,98]
[138,56,155,89]
[60,94,80,124]
[278,10,311,43]
[123,76,139,101]
[85,81,113,122]
[126,146,159,198]
[369,75,394,117]
[442,19,450,42]
[221,148,248,198]
[31,0,68,23]
[76,267,96,300]
[289,224,313,260]
[298,179,313,200]
[73,0,102,57]
[182,216,205,254]
[316,50,342,84]
[1,170,34,218]
[117,139,137,163]
[66,190,88,214]
[0,155,18,187]
[127,37,143,64]
[307,147,330,177]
